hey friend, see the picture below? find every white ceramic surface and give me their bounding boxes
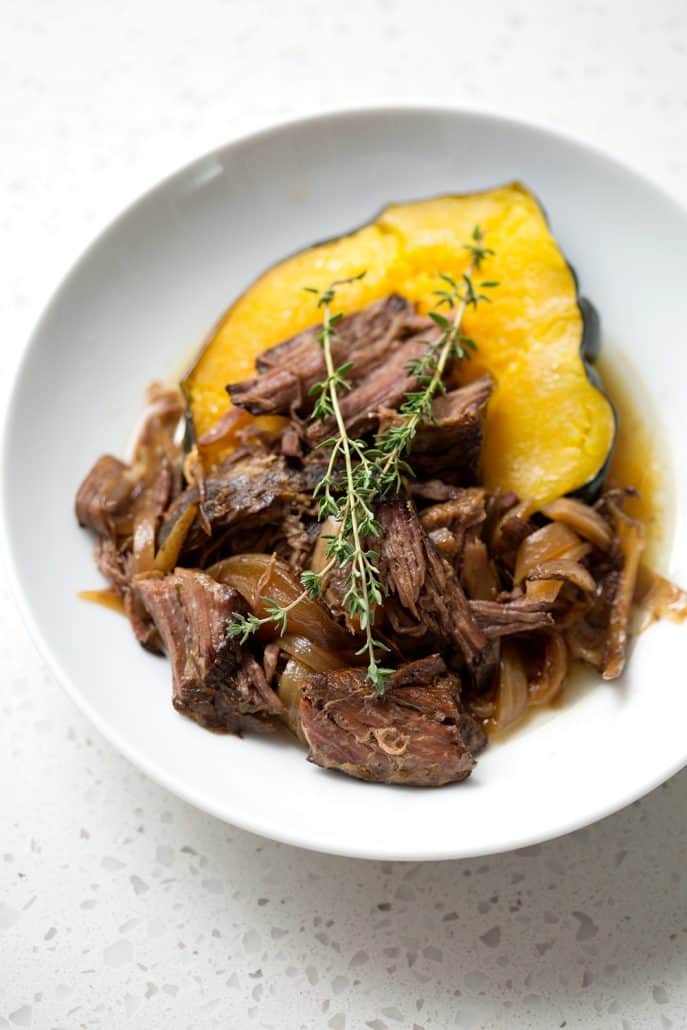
[3,106,687,861]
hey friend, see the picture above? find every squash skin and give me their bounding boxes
[183,184,616,505]
[572,296,617,502]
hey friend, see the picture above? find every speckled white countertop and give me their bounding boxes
[2,1,687,1027]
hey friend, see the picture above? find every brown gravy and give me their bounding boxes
[78,589,125,615]
[599,352,671,569]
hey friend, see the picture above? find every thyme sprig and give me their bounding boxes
[373,225,497,494]
[228,226,497,694]
[228,273,393,693]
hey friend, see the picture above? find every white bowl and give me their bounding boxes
[3,106,687,860]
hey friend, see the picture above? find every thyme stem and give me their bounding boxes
[320,294,380,681]
[374,224,497,493]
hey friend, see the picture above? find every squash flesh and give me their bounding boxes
[184,183,615,505]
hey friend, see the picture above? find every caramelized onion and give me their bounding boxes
[492,641,529,731]
[525,579,562,604]
[461,538,498,600]
[632,564,687,633]
[603,507,645,680]
[428,526,459,560]
[153,502,198,573]
[131,382,184,457]
[541,497,613,551]
[528,632,568,705]
[277,658,310,740]
[78,588,125,615]
[209,553,353,652]
[279,634,353,672]
[514,523,590,584]
[182,445,210,533]
[310,516,341,576]
[564,620,606,669]
[525,559,596,594]
[132,507,157,573]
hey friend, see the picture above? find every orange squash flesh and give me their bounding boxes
[183,183,615,506]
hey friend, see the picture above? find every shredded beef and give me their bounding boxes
[159,450,326,561]
[410,375,493,482]
[228,295,420,416]
[75,290,658,774]
[419,489,487,533]
[306,328,441,445]
[410,479,464,502]
[135,569,283,732]
[377,499,487,665]
[76,455,136,538]
[469,599,555,638]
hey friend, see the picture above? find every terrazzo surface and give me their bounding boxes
[1,0,686,1026]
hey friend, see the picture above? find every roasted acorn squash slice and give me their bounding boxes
[183,183,615,506]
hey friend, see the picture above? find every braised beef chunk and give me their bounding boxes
[228,295,419,416]
[458,713,488,756]
[599,501,644,680]
[159,450,326,560]
[135,569,283,732]
[306,329,440,445]
[377,499,487,665]
[300,656,479,786]
[410,375,493,482]
[76,455,135,538]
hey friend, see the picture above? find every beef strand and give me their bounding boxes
[469,599,555,639]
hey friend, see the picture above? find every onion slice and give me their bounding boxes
[528,632,568,705]
[492,641,529,731]
[603,508,645,680]
[279,634,354,672]
[153,502,198,573]
[277,658,311,740]
[525,559,596,594]
[632,564,687,633]
[514,523,590,584]
[132,506,157,574]
[541,497,613,551]
[209,553,354,652]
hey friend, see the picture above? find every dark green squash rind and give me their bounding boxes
[570,294,618,503]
